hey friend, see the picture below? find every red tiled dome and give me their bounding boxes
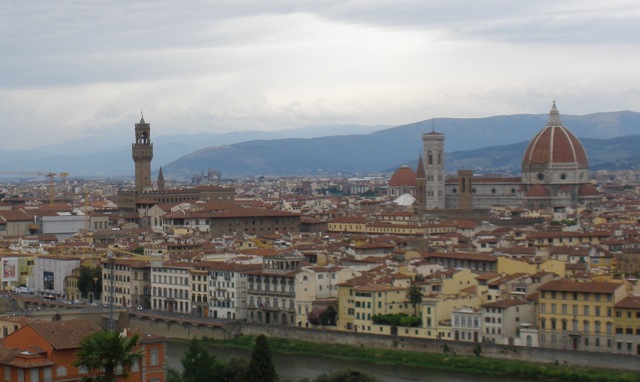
[526,184,551,198]
[389,165,417,187]
[522,102,588,167]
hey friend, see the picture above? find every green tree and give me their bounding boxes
[406,284,423,317]
[222,357,249,382]
[245,335,277,382]
[73,330,142,382]
[181,338,220,382]
[319,306,338,326]
[167,366,184,382]
[314,369,382,382]
[132,246,145,255]
[77,266,102,300]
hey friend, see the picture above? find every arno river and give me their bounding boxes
[166,339,535,382]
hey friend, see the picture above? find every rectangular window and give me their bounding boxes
[151,349,159,366]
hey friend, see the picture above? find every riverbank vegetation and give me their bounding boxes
[202,336,639,382]
[170,336,381,382]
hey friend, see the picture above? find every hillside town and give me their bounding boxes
[0,104,639,380]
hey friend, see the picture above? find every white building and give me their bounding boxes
[207,262,262,320]
[451,307,482,342]
[151,261,192,313]
[32,255,80,299]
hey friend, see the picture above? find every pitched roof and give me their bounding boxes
[539,280,623,294]
[26,319,102,350]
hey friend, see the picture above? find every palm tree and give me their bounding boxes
[73,330,143,382]
[407,284,423,317]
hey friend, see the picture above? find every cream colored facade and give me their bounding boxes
[613,296,640,355]
[352,284,410,334]
[538,280,626,352]
[497,257,566,277]
[327,218,367,233]
[424,268,479,296]
[295,266,354,328]
[102,259,151,308]
[422,296,481,340]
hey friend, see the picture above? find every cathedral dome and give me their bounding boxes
[389,165,417,187]
[522,102,588,167]
[526,184,551,198]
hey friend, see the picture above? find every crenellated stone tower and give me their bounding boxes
[132,115,153,193]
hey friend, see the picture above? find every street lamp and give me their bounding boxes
[107,250,116,331]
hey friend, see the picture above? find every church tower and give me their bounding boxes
[157,167,165,192]
[132,115,153,193]
[422,130,445,209]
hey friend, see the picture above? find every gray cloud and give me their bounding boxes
[0,0,639,149]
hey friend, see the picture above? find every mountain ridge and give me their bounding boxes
[1,110,638,177]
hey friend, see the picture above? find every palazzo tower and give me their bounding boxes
[132,115,153,193]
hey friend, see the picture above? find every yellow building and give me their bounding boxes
[352,284,409,334]
[614,296,640,355]
[0,254,34,291]
[426,268,478,296]
[527,230,610,247]
[328,216,367,233]
[421,296,481,340]
[337,272,410,333]
[538,280,626,352]
[497,257,566,278]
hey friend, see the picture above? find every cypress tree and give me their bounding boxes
[245,335,277,382]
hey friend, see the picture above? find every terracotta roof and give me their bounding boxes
[538,280,623,294]
[427,252,497,262]
[331,216,367,224]
[615,296,640,309]
[209,208,299,218]
[579,183,600,197]
[481,299,529,308]
[27,320,102,350]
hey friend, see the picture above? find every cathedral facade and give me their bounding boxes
[408,102,600,211]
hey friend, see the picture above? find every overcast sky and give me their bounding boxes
[1,0,639,149]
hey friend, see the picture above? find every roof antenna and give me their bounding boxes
[432,117,435,133]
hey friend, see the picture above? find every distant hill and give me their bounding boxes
[0,124,388,177]
[1,110,639,178]
[164,111,640,177]
[446,135,640,174]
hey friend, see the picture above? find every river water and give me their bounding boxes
[166,339,534,382]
